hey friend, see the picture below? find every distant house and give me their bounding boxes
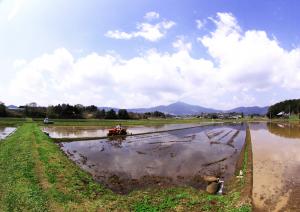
[277,111,284,116]
[231,115,242,119]
[277,111,289,117]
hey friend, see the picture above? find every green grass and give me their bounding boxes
[239,135,249,186]
[0,122,253,211]
[0,123,48,211]
[0,117,30,126]
[289,114,300,121]
[37,118,218,127]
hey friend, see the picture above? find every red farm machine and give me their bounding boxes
[107,125,128,136]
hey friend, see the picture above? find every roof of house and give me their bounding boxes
[277,111,285,115]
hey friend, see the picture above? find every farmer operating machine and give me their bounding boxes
[107,125,127,136]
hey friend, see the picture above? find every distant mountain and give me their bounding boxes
[98,101,269,116]
[7,105,19,110]
[226,106,269,115]
[128,101,219,115]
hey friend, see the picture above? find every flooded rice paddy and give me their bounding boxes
[250,122,300,211]
[0,127,16,140]
[43,123,206,138]
[60,123,246,194]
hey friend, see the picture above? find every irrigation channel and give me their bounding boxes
[56,123,247,194]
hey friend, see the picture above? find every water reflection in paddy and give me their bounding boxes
[0,127,16,140]
[43,123,207,138]
[250,122,300,211]
[60,123,246,193]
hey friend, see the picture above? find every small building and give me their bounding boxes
[277,111,289,118]
[277,111,284,116]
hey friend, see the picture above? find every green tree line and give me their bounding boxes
[0,103,168,119]
[267,99,300,118]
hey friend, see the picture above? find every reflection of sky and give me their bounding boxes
[61,123,246,191]
[43,123,207,138]
[0,127,16,140]
[250,122,300,211]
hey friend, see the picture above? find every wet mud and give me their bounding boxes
[60,123,246,194]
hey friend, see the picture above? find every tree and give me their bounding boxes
[24,106,46,118]
[118,109,129,119]
[105,109,117,119]
[47,106,58,118]
[0,103,7,117]
[267,99,300,118]
[85,105,98,112]
[96,109,106,119]
[153,111,166,118]
[50,104,83,119]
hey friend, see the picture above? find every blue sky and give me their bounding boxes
[0,0,300,109]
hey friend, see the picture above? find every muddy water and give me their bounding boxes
[43,123,207,138]
[250,122,300,211]
[0,127,16,140]
[60,123,246,193]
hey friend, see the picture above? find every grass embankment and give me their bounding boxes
[37,117,274,127]
[37,118,221,127]
[226,126,253,211]
[272,116,300,123]
[0,117,31,126]
[0,123,252,211]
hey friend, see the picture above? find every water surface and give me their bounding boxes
[43,123,206,138]
[60,123,246,193]
[250,122,300,211]
[0,127,16,140]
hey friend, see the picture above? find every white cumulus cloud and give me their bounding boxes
[195,19,205,29]
[144,11,160,21]
[7,12,300,109]
[172,37,192,52]
[105,12,175,42]
[8,48,217,108]
[199,12,300,92]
